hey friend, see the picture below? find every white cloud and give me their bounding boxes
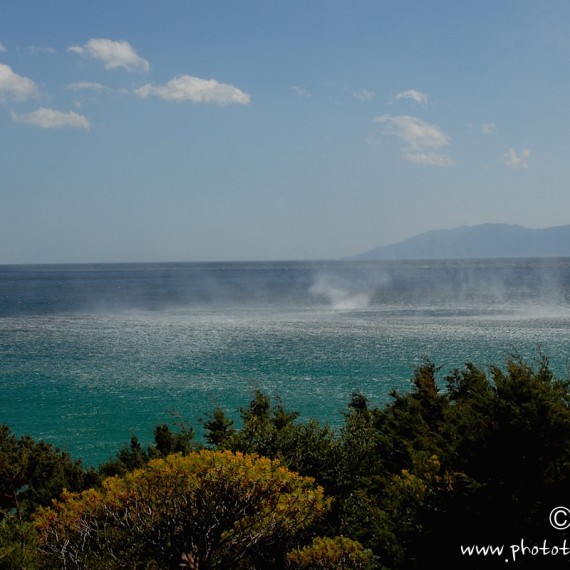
[0,63,37,101]
[0,42,6,53]
[373,114,452,166]
[391,89,429,105]
[66,81,109,92]
[29,46,56,55]
[404,152,454,166]
[374,114,450,150]
[11,108,90,130]
[354,88,375,101]
[481,122,496,135]
[503,147,530,169]
[292,85,310,98]
[136,75,251,105]
[68,38,149,73]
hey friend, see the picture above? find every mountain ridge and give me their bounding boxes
[349,223,570,260]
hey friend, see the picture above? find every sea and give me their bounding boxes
[1,258,570,466]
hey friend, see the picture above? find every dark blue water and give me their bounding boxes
[2,259,570,465]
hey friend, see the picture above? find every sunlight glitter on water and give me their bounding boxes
[2,259,570,464]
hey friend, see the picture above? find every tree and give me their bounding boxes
[232,390,300,457]
[202,407,236,448]
[286,536,374,569]
[99,419,197,477]
[0,425,95,569]
[35,450,330,569]
[0,425,94,520]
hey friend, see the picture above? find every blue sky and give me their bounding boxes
[2,0,570,263]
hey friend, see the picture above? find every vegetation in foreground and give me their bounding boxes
[2,353,570,568]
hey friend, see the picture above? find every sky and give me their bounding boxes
[2,0,570,263]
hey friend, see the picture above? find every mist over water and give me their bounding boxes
[310,274,374,310]
[1,259,570,465]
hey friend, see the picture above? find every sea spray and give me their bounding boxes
[309,276,371,310]
[3,259,570,466]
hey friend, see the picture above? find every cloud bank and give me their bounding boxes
[69,38,150,73]
[136,75,251,105]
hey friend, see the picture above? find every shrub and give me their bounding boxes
[286,535,373,569]
[35,450,330,569]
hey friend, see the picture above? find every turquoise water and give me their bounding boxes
[2,259,570,465]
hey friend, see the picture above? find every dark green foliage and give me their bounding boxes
[0,425,97,569]
[439,355,570,555]
[99,419,196,477]
[206,356,570,568]
[150,420,195,457]
[3,353,570,568]
[0,425,95,520]
[233,390,300,456]
[202,406,236,447]
[204,391,343,494]
[367,354,570,568]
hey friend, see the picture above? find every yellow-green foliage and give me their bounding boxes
[35,450,330,569]
[389,454,442,502]
[0,519,41,570]
[287,536,373,569]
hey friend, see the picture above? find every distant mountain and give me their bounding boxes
[350,224,570,260]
